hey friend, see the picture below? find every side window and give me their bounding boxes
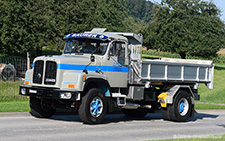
[117,42,125,57]
[109,42,116,56]
[110,42,126,65]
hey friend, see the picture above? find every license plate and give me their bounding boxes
[29,89,37,94]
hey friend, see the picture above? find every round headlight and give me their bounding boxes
[21,88,26,95]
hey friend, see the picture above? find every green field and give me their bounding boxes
[0,80,30,112]
[198,63,225,104]
[0,80,27,102]
[194,63,225,109]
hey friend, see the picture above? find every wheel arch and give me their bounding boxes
[83,78,111,97]
[163,85,194,104]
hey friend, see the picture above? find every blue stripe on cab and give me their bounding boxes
[57,64,128,73]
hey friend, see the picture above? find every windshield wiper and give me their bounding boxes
[91,46,102,55]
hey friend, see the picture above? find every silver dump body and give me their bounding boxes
[129,46,214,89]
[140,58,214,89]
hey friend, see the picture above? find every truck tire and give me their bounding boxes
[122,108,149,118]
[161,90,192,122]
[78,88,107,124]
[30,97,56,118]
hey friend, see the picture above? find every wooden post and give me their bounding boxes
[27,52,30,70]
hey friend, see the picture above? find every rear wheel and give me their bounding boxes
[30,97,56,118]
[122,108,149,118]
[78,88,107,124]
[161,90,192,122]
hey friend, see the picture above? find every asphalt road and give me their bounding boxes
[0,110,224,141]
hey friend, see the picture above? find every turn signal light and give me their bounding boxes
[82,76,86,82]
[25,81,29,85]
[68,84,75,88]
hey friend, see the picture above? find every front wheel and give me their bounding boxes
[78,88,107,124]
[30,97,56,118]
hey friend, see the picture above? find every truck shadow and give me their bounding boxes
[102,112,163,124]
[49,111,219,124]
[189,111,219,122]
[49,111,162,123]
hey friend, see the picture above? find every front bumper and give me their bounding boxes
[19,85,80,101]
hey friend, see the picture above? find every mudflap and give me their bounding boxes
[190,104,195,118]
[106,97,113,113]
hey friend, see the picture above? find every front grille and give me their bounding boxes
[33,60,57,85]
[44,61,57,85]
[33,61,44,84]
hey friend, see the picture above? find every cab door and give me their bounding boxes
[103,41,129,87]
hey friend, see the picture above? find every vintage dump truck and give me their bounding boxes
[19,28,214,124]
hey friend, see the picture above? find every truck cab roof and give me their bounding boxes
[64,28,143,45]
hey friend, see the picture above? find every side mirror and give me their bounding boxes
[107,50,111,60]
[107,54,110,60]
[57,40,61,53]
[90,55,95,62]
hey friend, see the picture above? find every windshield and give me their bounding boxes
[63,38,109,55]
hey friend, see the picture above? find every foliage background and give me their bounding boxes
[0,0,153,56]
[1,0,225,59]
[142,0,225,59]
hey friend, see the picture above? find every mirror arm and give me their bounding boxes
[57,40,61,53]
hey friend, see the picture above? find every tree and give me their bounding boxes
[0,0,58,56]
[0,0,31,55]
[0,0,151,56]
[142,0,225,59]
[28,0,58,56]
[120,0,154,23]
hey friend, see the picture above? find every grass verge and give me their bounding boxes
[195,103,225,109]
[0,101,30,112]
[0,80,27,102]
[198,63,225,104]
